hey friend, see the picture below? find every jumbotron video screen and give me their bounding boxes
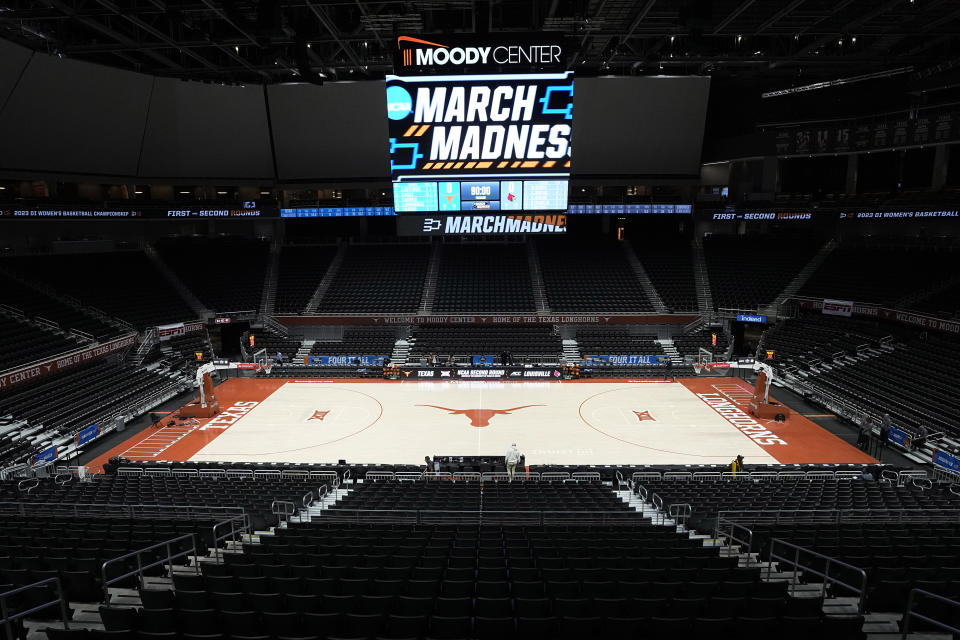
[387,34,573,214]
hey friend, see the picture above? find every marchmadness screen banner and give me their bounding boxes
[387,34,572,215]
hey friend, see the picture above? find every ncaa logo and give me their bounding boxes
[386,86,413,121]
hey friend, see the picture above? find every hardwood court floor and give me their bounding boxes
[87,377,875,470]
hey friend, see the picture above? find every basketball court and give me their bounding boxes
[87,377,875,470]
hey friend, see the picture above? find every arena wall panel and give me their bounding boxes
[268,81,389,182]
[0,43,711,181]
[0,44,152,176]
[138,78,274,179]
[572,76,711,177]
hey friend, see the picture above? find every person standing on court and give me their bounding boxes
[505,443,522,481]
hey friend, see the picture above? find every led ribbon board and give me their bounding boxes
[387,34,572,215]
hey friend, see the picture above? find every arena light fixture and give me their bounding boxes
[762,66,913,98]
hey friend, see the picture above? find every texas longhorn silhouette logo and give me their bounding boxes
[418,404,544,427]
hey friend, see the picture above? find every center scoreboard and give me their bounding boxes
[387,34,573,218]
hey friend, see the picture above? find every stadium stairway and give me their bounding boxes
[622,242,668,314]
[561,338,580,363]
[417,242,441,315]
[525,240,551,314]
[143,244,210,320]
[258,238,282,316]
[623,485,947,640]
[288,484,355,524]
[296,340,315,361]
[691,237,715,316]
[774,237,839,308]
[657,338,684,366]
[305,244,348,313]
[390,338,412,366]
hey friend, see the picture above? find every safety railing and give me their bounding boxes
[615,470,629,491]
[637,469,869,483]
[933,465,959,485]
[17,479,38,494]
[317,484,329,507]
[668,503,692,528]
[631,472,662,482]
[716,508,960,526]
[571,472,601,482]
[715,518,755,559]
[540,472,570,482]
[693,472,722,481]
[452,472,481,482]
[0,501,244,521]
[767,537,868,614]
[481,472,539,482]
[0,577,71,640]
[365,472,396,482]
[395,472,423,482]
[211,514,250,563]
[101,534,199,603]
[317,509,650,526]
[894,469,929,486]
[271,500,296,525]
[901,589,960,639]
[310,471,340,483]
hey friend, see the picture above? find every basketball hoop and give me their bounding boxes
[264,364,273,376]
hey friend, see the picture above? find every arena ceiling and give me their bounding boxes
[2,0,959,88]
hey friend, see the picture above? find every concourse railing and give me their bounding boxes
[715,507,960,527]
[315,509,649,527]
[0,501,245,522]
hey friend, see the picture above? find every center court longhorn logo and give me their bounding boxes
[418,404,544,427]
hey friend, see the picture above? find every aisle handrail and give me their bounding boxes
[0,577,71,640]
[767,537,868,614]
[101,533,199,603]
[901,589,960,639]
[211,514,250,563]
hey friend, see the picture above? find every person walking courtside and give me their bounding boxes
[505,443,522,481]
[731,454,745,477]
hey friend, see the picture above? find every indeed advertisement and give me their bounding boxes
[387,34,572,215]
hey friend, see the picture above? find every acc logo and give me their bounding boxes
[386,85,413,121]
